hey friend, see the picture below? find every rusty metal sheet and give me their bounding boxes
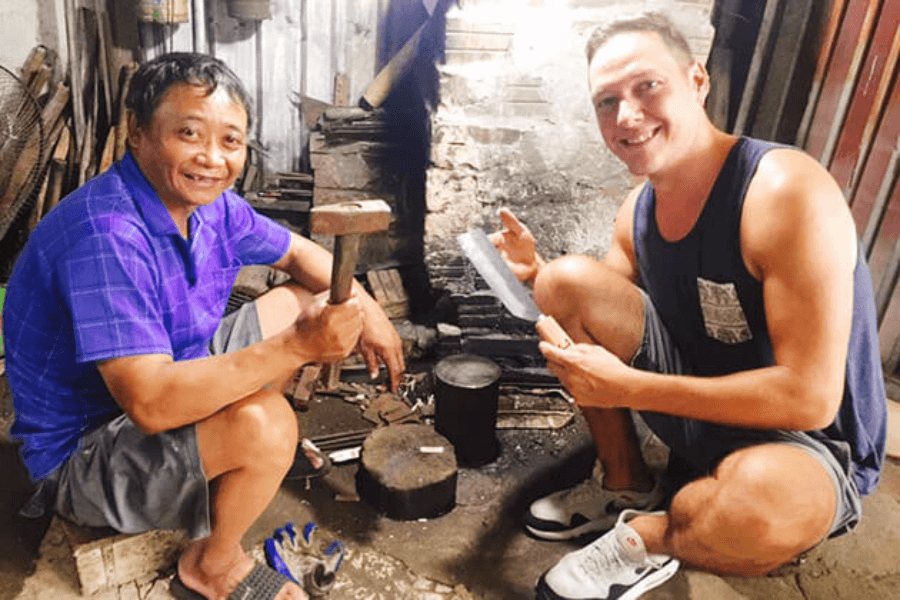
[796,0,850,146]
[803,0,880,163]
[849,74,900,237]
[828,2,900,194]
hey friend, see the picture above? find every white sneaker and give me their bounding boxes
[536,510,679,600]
[525,462,663,540]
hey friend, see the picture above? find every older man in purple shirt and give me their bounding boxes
[3,53,403,600]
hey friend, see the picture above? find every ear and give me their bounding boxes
[126,112,142,148]
[687,59,710,105]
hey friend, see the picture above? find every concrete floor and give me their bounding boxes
[2,371,900,600]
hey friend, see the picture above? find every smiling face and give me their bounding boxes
[588,31,709,178]
[129,82,248,226]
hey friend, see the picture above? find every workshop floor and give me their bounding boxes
[2,370,900,600]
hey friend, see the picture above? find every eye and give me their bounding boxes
[178,126,198,140]
[223,134,245,150]
[639,79,661,93]
[596,96,618,115]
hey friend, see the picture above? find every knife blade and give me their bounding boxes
[457,228,573,349]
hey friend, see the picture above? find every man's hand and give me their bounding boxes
[292,291,364,364]
[358,298,406,391]
[540,340,631,408]
[488,208,545,284]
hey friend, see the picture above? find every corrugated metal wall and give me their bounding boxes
[136,0,387,173]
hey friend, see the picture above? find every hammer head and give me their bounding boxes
[310,199,392,236]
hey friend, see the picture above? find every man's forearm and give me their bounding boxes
[621,365,841,431]
[100,328,310,434]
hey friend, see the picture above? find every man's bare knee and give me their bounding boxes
[534,255,602,307]
[669,446,835,575]
[199,390,298,478]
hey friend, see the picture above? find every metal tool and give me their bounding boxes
[457,228,573,348]
[310,199,392,389]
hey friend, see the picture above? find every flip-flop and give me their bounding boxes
[170,563,293,600]
[285,438,332,480]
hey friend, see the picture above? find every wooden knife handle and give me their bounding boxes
[535,315,574,349]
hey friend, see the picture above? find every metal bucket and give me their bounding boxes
[433,354,501,467]
[226,0,272,20]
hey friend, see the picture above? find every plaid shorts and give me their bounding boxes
[631,289,862,539]
[23,301,262,539]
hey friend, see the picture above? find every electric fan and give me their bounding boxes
[0,64,46,242]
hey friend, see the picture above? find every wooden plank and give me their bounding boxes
[256,0,304,173]
[27,167,52,232]
[98,127,116,174]
[875,236,900,326]
[731,0,781,135]
[828,2,900,194]
[804,0,880,163]
[796,0,849,146]
[860,141,900,258]
[59,519,189,596]
[348,0,380,103]
[20,45,48,85]
[27,64,52,99]
[65,0,85,158]
[749,0,816,141]
[115,63,139,161]
[849,67,900,236]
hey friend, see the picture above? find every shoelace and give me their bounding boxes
[578,534,636,579]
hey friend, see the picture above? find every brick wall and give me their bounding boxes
[424,0,714,268]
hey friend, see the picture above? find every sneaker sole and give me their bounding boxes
[534,558,679,600]
[524,519,612,541]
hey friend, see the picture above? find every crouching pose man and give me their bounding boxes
[3,53,404,600]
[491,13,887,600]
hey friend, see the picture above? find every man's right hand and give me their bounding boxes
[489,208,545,284]
[292,290,363,364]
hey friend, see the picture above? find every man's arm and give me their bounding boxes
[543,150,857,430]
[98,291,362,434]
[604,185,643,282]
[272,232,406,388]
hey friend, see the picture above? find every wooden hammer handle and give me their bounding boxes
[535,315,574,349]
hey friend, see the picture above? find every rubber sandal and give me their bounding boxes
[170,563,294,600]
[169,573,204,600]
[285,438,332,480]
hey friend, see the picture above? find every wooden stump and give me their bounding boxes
[356,424,457,520]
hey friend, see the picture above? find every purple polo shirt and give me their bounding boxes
[3,152,291,481]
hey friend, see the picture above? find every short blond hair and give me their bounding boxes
[585,12,693,67]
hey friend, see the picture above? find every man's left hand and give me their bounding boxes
[359,301,405,391]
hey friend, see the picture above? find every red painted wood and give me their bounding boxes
[829,3,900,194]
[849,74,900,238]
[803,0,880,162]
[796,0,848,146]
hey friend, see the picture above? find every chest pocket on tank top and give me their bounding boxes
[697,277,752,344]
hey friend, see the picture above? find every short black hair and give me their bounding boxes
[126,52,253,130]
[585,12,693,67]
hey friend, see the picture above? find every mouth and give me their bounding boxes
[183,172,222,186]
[619,127,660,148]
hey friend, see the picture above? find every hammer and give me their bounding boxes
[310,199,392,389]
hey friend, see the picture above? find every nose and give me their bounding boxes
[197,141,226,167]
[617,97,642,126]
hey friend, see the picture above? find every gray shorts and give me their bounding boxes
[631,289,862,539]
[26,301,263,539]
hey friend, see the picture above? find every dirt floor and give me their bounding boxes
[2,364,900,600]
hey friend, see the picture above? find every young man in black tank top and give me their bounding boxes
[490,12,886,600]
